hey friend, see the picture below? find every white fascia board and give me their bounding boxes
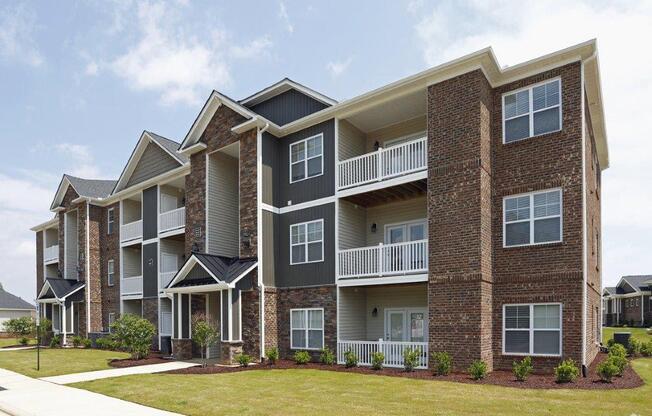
[178,142,207,157]
[227,263,259,288]
[164,283,229,294]
[337,274,428,287]
[31,217,59,232]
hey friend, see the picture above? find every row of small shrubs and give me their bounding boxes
[71,336,92,348]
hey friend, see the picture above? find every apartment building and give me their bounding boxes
[32,39,608,372]
[603,276,652,327]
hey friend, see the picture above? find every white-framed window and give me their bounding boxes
[108,312,116,332]
[503,189,562,247]
[290,308,324,350]
[290,219,324,264]
[107,208,115,235]
[503,78,561,143]
[503,303,562,356]
[290,133,323,183]
[107,260,115,286]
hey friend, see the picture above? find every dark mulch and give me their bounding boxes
[109,352,171,368]
[1,344,33,349]
[165,353,643,390]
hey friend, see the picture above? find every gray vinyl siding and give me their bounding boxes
[207,152,239,257]
[248,89,328,126]
[64,210,78,280]
[125,142,180,189]
[275,203,335,287]
[338,200,366,250]
[142,186,158,240]
[261,132,278,206]
[262,211,276,286]
[142,242,158,297]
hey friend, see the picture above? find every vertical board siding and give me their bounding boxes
[142,242,158,297]
[249,89,329,126]
[366,196,427,246]
[125,143,180,189]
[338,200,367,250]
[338,288,367,340]
[207,152,239,257]
[262,211,276,286]
[142,186,158,240]
[338,120,366,161]
[261,133,278,206]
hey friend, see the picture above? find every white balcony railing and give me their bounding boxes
[159,206,185,233]
[44,245,59,263]
[338,239,428,279]
[337,340,428,369]
[337,136,427,190]
[160,271,177,290]
[160,312,173,335]
[120,220,143,243]
[121,276,143,296]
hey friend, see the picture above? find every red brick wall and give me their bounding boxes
[87,205,103,333]
[242,286,261,358]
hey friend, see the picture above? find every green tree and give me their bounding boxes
[109,314,156,359]
[3,316,35,344]
[191,313,219,367]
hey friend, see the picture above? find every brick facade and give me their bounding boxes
[242,287,261,359]
[99,202,120,331]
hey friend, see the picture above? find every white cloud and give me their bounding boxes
[85,61,99,76]
[326,57,353,77]
[413,0,652,285]
[406,0,424,15]
[0,4,43,67]
[230,36,273,60]
[31,142,103,179]
[278,1,294,34]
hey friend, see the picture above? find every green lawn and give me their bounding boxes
[74,359,652,416]
[603,326,651,344]
[0,337,36,348]
[0,348,129,377]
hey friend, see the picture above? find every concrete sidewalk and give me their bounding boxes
[40,361,198,384]
[0,347,35,352]
[0,369,182,416]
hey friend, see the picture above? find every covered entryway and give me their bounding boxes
[37,278,85,344]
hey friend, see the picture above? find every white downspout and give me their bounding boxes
[257,121,269,359]
[85,199,91,335]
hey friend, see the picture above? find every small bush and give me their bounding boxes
[371,351,385,370]
[597,359,619,383]
[468,360,488,380]
[294,350,311,365]
[71,335,83,348]
[320,347,335,365]
[608,343,627,358]
[606,338,616,348]
[432,352,452,376]
[554,359,580,383]
[607,354,627,376]
[512,356,533,382]
[343,349,358,368]
[95,337,116,350]
[18,337,29,346]
[82,338,92,348]
[236,354,252,367]
[3,316,35,340]
[265,347,279,364]
[640,341,652,357]
[403,348,420,372]
[627,337,641,356]
[50,335,61,348]
[110,314,156,360]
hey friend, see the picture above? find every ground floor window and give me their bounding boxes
[503,303,561,356]
[290,308,323,350]
[108,312,115,332]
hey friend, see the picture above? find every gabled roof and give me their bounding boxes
[620,275,652,293]
[239,77,337,108]
[0,285,35,310]
[49,174,117,210]
[165,252,257,291]
[37,278,85,301]
[603,287,617,296]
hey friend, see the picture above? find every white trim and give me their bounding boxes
[502,303,563,357]
[289,308,324,350]
[240,78,337,107]
[337,273,428,287]
[227,288,233,342]
[383,218,427,244]
[107,259,115,287]
[580,61,588,367]
[289,133,324,184]
[280,196,335,213]
[503,188,563,248]
[205,151,209,253]
[383,307,428,342]
[289,219,324,265]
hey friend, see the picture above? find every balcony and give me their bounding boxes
[338,240,428,281]
[121,276,143,297]
[337,137,427,191]
[121,220,143,243]
[337,340,428,369]
[159,206,185,234]
[44,245,58,264]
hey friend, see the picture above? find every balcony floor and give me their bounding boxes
[341,178,426,207]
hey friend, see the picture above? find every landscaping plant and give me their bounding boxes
[597,359,619,383]
[433,352,452,376]
[237,354,252,367]
[50,334,61,348]
[512,356,533,381]
[468,360,488,380]
[110,313,156,360]
[265,347,279,364]
[294,350,311,365]
[607,354,627,376]
[627,337,641,356]
[608,343,627,358]
[82,338,92,348]
[403,348,420,372]
[320,347,335,365]
[95,337,117,350]
[554,359,580,383]
[371,351,385,370]
[3,316,35,344]
[190,313,219,367]
[640,341,652,357]
[72,335,83,348]
[343,349,358,368]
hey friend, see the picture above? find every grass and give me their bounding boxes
[0,337,36,348]
[0,348,129,377]
[603,326,652,344]
[74,359,652,416]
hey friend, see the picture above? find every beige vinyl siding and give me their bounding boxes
[44,228,58,247]
[207,152,239,257]
[338,200,367,250]
[338,288,367,340]
[159,185,184,210]
[338,120,366,161]
[365,284,427,340]
[366,196,427,246]
[64,210,78,280]
[122,199,141,223]
[365,115,427,152]
[262,211,275,286]
[125,143,180,189]
[159,239,184,273]
[122,246,142,278]
[45,263,58,278]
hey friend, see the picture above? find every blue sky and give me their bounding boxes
[1,0,651,302]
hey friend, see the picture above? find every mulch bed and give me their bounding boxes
[108,352,171,368]
[1,344,32,349]
[165,353,643,390]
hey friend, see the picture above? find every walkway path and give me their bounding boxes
[0,368,182,416]
[40,361,198,384]
[0,347,35,352]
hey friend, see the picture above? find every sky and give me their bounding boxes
[0,0,651,303]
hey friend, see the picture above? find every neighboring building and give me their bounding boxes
[0,283,36,331]
[32,39,608,372]
[602,276,652,327]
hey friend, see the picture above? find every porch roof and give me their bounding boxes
[37,278,85,301]
[165,252,257,292]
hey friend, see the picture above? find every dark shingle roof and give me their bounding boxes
[0,286,35,310]
[168,253,257,289]
[38,278,85,300]
[146,131,188,164]
[621,275,652,292]
[65,175,117,199]
[603,287,617,295]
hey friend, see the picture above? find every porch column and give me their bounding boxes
[61,302,67,345]
[219,288,243,363]
[171,293,192,360]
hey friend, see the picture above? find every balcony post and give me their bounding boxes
[378,243,384,276]
[377,147,383,181]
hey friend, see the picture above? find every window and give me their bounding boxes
[107,260,115,286]
[503,79,561,143]
[290,133,323,183]
[504,304,562,356]
[290,308,323,350]
[108,312,115,332]
[290,219,323,264]
[504,189,562,247]
[107,208,115,235]
[636,298,639,307]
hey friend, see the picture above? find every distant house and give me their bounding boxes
[0,283,36,332]
[602,275,652,327]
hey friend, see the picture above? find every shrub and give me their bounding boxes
[50,335,61,348]
[343,349,358,368]
[265,347,279,364]
[512,356,533,381]
[82,338,92,348]
[640,341,652,357]
[607,354,627,376]
[608,343,627,359]
[468,360,488,380]
[37,317,52,333]
[18,337,29,346]
[627,337,641,356]
[320,347,335,365]
[294,350,311,365]
[433,352,452,376]
[110,314,156,360]
[597,359,618,383]
[554,359,580,383]
[371,351,385,370]
[71,336,83,348]
[95,337,116,350]
[403,348,420,372]
[236,354,252,367]
[606,338,616,349]
[3,316,35,340]
[191,313,219,367]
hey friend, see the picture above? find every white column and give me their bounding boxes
[62,302,67,345]
[177,293,182,338]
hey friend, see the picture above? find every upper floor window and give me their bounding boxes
[504,189,562,247]
[503,303,561,356]
[107,260,115,286]
[290,133,323,183]
[107,208,115,235]
[290,219,323,264]
[503,79,561,143]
